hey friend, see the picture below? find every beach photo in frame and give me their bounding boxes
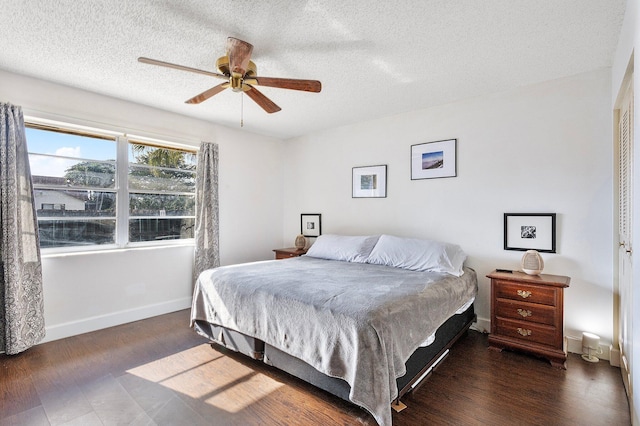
[411,139,457,180]
[352,165,387,198]
[504,213,556,253]
[301,213,322,237]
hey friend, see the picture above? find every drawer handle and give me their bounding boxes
[517,308,532,318]
[517,290,532,299]
[517,328,532,337]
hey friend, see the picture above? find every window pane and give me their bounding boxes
[129,218,195,242]
[26,127,116,160]
[34,189,116,217]
[128,164,195,192]
[30,156,115,188]
[38,219,116,248]
[129,193,195,217]
[128,143,196,170]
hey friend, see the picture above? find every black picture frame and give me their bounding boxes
[301,213,322,237]
[504,213,556,253]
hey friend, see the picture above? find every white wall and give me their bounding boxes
[0,70,285,341]
[283,69,614,351]
[611,0,638,423]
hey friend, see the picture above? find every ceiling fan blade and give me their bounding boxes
[138,57,227,79]
[227,37,253,76]
[248,76,322,93]
[185,83,229,104]
[245,86,281,114]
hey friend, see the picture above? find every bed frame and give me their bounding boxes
[193,303,475,410]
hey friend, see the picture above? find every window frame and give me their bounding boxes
[26,118,198,254]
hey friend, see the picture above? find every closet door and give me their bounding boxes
[618,78,633,398]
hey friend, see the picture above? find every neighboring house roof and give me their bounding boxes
[32,176,90,202]
[32,175,66,186]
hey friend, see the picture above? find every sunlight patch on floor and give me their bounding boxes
[126,344,283,413]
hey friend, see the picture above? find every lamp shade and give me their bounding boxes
[521,250,544,275]
[581,332,601,362]
[295,234,306,250]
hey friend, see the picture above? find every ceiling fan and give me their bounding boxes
[138,37,322,114]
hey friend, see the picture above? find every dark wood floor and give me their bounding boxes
[0,309,630,425]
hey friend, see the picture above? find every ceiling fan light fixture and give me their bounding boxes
[230,73,244,91]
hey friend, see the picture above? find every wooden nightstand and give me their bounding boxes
[487,270,571,369]
[273,247,307,260]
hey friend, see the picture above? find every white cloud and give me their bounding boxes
[30,146,82,177]
[55,146,82,158]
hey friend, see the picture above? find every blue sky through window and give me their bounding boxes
[26,127,116,178]
[26,128,116,159]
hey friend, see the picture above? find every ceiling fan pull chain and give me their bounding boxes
[240,91,244,127]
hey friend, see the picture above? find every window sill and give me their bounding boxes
[41,240,195,258]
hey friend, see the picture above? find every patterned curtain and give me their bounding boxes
[0,103,45,354]
[193,142,220,284]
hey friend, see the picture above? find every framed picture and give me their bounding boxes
[411,139,457,180]
[352,165,387,198]
[504,213,556,253]
[301,213,321,237]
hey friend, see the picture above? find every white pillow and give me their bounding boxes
[366,234,466,276]
[305,234,380,263]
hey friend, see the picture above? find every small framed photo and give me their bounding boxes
[411,139,457,180]
[352,165,387,198]
[504,213,556,253]
[301,213,322,237]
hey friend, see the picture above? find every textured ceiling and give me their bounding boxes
[0,1,627,140]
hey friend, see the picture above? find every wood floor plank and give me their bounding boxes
[0,310,630,425]
[0,349,42,417]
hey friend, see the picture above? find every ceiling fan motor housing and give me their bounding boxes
[216,55,257,91]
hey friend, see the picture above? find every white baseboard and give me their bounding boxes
[471,316,490,334]
[41,297,192,344]
[609,346,621,367]
[564,334,612,362]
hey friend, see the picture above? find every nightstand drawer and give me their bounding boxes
[276,252,298,259]
[495,299,556,326]
[494,280,557,306]
[273,248,307,260]
[494,317,557,347]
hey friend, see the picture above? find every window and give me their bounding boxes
[127,142,196,242]
[26,122,196,250]
[41,203,65,210]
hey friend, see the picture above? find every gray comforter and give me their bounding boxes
[190,256,477,425]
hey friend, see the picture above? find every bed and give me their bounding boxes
[190,234,477,425]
